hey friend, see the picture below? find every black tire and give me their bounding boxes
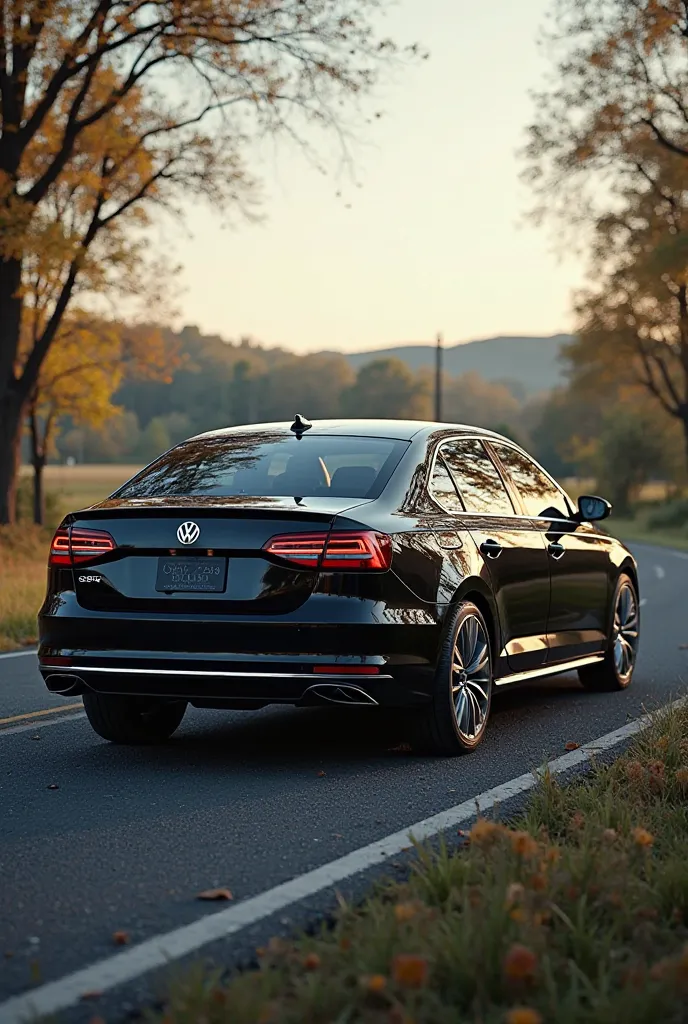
[578,573,640,693]
[413,601,493,756]
[83,692,187,744]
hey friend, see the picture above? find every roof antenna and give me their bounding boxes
[290,414,312,439]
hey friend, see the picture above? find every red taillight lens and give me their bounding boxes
[49,527,116,567]
[322,532,392,570]
[49,528,72,566]
[264,531,392,571]
[263,533,327,567]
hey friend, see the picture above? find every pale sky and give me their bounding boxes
[169,0,582,354]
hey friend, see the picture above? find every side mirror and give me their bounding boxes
[577,495,612,523]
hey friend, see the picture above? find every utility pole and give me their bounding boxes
[434,332,443,422]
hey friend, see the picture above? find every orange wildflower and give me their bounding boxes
[503,944,538,982]
[528,873,547,892]
[543,847,560,866]
[361,974,387,993]
[625,761,645,784]
[632,827,654,848]
[391,953,429,989]
[510,831,539,858]
[395,902,420,923]
[303,952,321,970]
[675,768,688,791]
[469,818,503,845]
[505,1009,543,1024]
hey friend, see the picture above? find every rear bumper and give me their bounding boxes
[40,658,434,708]
[38,593,442,708]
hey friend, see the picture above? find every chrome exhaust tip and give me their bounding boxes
[305,683,379,706]
[44,673,85,696]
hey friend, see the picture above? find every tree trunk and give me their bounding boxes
[0,388,25,525]
[29,407,46,526]
[33,458,45,526]
[0,256,26,524]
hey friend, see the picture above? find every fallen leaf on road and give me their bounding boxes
[112,930,130,945]
[47,783,59,790]
[332,833,344,839]
[80,990,103,1001]
[317,770,326,777]
[196,888,233,901]
[565,742,580,751]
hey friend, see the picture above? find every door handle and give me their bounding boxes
[548,542,566,560]
[480,539,503,560]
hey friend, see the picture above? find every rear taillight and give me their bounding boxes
[49,527,116,567]
[263,531,392,571]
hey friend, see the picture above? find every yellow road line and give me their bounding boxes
[0,704,83,727]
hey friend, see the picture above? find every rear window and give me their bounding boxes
[114,433,409,500]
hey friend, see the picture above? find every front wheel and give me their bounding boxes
[579,573,640,692]
[83,693,187,744]
[413,602,493,756]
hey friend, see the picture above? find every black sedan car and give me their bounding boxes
[39,418,640,755]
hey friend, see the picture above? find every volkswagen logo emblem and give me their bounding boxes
[177,521,201,546]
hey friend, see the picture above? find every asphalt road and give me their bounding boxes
[1,542,687,1021]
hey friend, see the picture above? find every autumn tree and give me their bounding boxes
[27,317,174,523]
[525,0,688,471]
[0,1,417,523]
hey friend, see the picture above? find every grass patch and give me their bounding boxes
[0,466,138,649]
[0,526,51,649]
[157,704,688,1024]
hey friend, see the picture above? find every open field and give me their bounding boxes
[2,468,140,649]
[156,703,688,1024]
[18,463,140,524]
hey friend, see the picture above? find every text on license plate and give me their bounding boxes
[155,557,227,593]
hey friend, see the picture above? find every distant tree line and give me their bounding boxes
[36,321,688,521]
[44,324,536,466]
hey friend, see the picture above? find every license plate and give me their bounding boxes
[156,557,227,593]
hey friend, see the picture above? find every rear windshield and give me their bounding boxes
[114,433,409,500]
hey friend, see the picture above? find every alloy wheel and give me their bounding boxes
[451,615,491,741]
[613,583,639,682]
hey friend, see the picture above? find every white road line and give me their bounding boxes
[0,712,86,737]
[654,565,666,580]
[2,696,685,1024]
[0,647,36,660]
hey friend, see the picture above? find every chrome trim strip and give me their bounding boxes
[426,434,599,527]
[495,654,604,687]
[54,666,394,681]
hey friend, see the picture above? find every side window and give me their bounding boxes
[429,455,464,512]
[441,440,514,516]
[492,444,571,519]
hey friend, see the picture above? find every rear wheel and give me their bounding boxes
[83,693,187,744]
[413,602,493,756]
[578,573,639,692]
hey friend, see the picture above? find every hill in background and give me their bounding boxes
[333,334,572,397]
